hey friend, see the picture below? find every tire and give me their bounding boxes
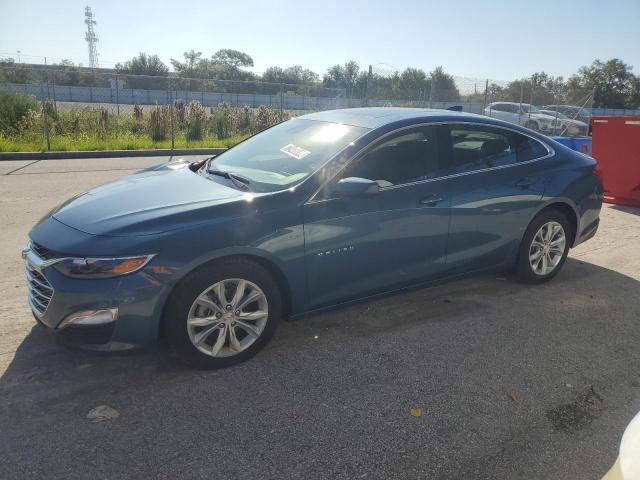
[524,120,539,132]
[516,210,572,284]
[163,258,281,369]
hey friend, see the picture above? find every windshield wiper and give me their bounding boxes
[206,168,251,191]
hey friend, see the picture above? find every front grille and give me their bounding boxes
[25,262,54,317]
[31,242,58,260]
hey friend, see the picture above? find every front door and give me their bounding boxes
[303,125,452,308]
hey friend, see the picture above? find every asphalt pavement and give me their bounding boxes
[0,156,639,479]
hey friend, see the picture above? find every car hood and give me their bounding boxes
[50,161,253,236]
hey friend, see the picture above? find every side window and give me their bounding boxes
[491,104,505,112]
[337,126,443,188]
[448,125,517,173]
[515,134,549,162]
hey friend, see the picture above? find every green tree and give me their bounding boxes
[262,65,318,85]
[116,53,169,76]
[170,50,203,78]
[569,58,638,108]
[54,59,81,85]
[498,72,564,105]
[399,68,429,100]
[430,66,460,102]
[212,49,253,70]
[323,60,360,98]
[343,61,360,98]
[211,49,254,81]
[116,53,169,89]
[0,58,32,84]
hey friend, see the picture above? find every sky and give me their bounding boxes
[1,0,639,82]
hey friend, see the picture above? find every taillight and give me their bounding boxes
[594,164,603,183]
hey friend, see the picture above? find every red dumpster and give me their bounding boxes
[591,115,640,208]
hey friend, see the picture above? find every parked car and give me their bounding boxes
[23,108,603,368]
[538,109,589,136]
[542,105,593,135]
[484,102,562,133]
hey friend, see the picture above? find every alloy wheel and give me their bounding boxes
[529,221,566,276]
[187,278,269,357]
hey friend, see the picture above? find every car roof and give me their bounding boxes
[298,107,488,129]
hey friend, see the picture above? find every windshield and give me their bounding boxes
[206,119,368,192]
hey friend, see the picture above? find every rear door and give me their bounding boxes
[442,123,550,273]
[302,125,453,308]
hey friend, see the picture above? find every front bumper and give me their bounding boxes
[22,243,170,350]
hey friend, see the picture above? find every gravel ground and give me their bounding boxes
[0,156,639,480]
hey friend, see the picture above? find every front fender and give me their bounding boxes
[146,209,306,339]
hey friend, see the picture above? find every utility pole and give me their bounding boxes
[482,79,489,114]
[365,64,372,107]
[84,6,99,69]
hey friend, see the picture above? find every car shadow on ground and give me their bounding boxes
[610,204,640,216]
[1,257,639,479]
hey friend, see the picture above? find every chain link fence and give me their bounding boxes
[0,66,345,152]
[1,65,639,152]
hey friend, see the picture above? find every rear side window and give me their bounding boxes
[446,124,549,173]
[448,125,517,173]
[515,136,549,162]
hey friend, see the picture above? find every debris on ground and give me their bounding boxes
[410,407,422,417]
[87,405,120,422]
[546,385,603,433]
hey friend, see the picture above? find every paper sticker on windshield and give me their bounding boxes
[280,144,310,160]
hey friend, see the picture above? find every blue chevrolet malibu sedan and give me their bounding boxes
[23,108,602,368]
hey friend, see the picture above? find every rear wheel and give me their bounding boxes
[164,258,281,369]
[516,210,572,284]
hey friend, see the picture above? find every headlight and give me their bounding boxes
[52,254,155,279]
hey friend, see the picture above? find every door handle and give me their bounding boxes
[515,178,535,188]
[420,194,445,206]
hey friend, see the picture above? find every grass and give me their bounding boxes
[0,94,280,153]
[0,132,249,152]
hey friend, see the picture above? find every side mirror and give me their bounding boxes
[333,177,379,198]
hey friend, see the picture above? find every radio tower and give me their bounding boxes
[84,6,99,69]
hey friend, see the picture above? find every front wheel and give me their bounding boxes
[516,210,572,284]
[164,258,281,369]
